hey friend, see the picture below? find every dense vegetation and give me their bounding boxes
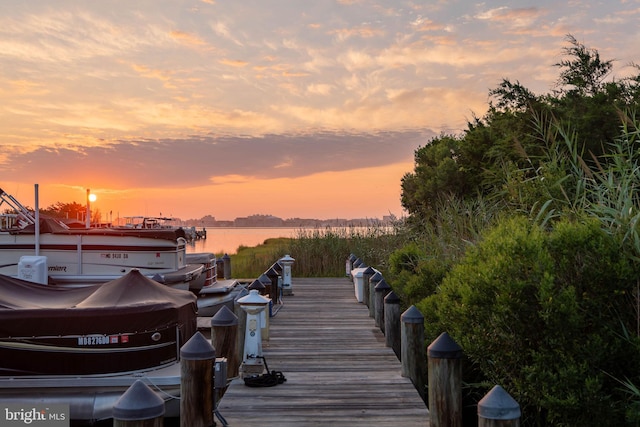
[393,35,640,426]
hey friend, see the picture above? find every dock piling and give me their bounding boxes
[401,305,427,403]
[374,278,391,332]
[384,291,401,358]
[427,332,463,427]
[210,306,239,379]
[180,332,216,427]
[113,380,164,427]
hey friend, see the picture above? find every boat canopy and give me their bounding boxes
[12,217,187,240]
[0,270,197,338]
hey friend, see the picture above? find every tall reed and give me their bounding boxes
[229,223,409,278]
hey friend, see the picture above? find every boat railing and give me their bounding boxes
[0,188,36,228]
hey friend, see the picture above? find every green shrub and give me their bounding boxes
[419,216,640,426]
[388,242,450,305]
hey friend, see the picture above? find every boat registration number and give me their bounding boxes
[78,335,127,345]
[100,253,129,259]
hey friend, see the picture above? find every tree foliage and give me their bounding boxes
[394,35,640,426]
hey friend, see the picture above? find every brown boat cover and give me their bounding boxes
[0,269,197,338]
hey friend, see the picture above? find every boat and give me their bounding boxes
[119,215,204,242]
[196,278,249,317]
[0,188,204,290]
[0,269,197,422]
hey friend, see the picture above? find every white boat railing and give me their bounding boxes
[0,188,36,227]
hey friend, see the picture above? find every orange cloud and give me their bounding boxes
[169,30,209,47]
[220,59,249,67]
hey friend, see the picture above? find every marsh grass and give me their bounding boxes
[230,224,408,278]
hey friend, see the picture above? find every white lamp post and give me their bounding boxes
[237,289,270,377]
[279,254,295,296]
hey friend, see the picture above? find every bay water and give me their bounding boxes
[186,227,300,255]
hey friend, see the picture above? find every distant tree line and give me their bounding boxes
[2,201,102,226]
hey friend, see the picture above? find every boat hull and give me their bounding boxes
[0,362,182,423]
[0,325,180,376]
[0,224,205,290]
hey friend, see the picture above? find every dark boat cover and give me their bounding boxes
[0,270,198,375]
[0,269,197,340]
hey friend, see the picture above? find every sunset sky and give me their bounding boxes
[1,1,639,222]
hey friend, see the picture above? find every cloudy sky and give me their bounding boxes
[1,1,639,221]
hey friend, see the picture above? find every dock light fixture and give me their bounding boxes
[279,254,295,296]
[237,289,270,378]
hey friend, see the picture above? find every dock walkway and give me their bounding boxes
[216,277,429,426]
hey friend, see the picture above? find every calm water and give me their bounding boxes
[186,227,300,255]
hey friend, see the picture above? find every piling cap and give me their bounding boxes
[384,290,400,304]
[112,380,165,421]
[362,266,375,276]
[370,271,383,283]
[270,261,283,273]
[248,279,266,291]
[264,266,279,277]
[180,331,216,360]
[477,385,521,420]
[375,278,391,292]
[401,305,424,324]
[222,253,230,260]
[427,332,462,359]
[211,305,238,326]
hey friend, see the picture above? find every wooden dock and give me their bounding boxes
[216,277,429,426]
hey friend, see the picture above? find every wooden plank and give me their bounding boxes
[216,277,429,426]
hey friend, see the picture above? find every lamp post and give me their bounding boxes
[237,289,270,377]
[279,254,295,296]
[86,190,97,228]
[85,189,91,228]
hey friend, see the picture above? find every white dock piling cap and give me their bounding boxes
[279,254,295,264]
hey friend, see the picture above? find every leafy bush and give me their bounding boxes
[388,242,449,306]
[419,216,640,426]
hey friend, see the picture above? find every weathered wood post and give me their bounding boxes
[384,290,401,358]
[361,266,375,310]
[428,332,463,427]
[401,305,427,402]
[374,278,391,332]
[477,385,521,427]
[113,380,164,427]
[216,258,224,279]
[180,331,215,427]
[234,287,249,373]
[367,269,379,318]
[264,265,280,305]
[222,253,231,279]
[210,305,239,378]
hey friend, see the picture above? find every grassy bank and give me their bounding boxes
[229,225,408,279]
